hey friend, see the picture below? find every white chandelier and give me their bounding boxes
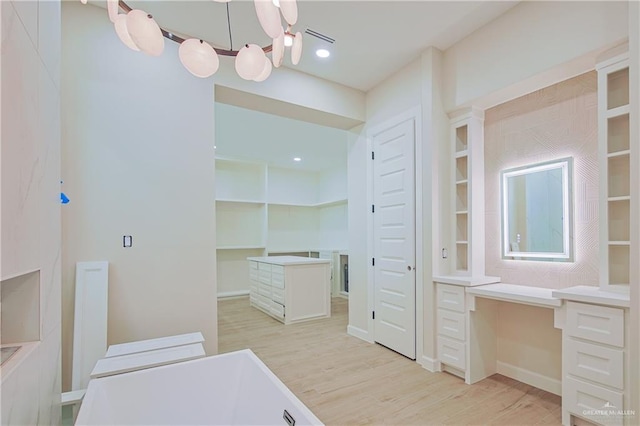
[87,0,303,81]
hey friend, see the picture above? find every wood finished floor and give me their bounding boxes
[218,297,562,426]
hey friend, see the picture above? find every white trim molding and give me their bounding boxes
[496,361,561,396]
[217,290,250,299]
[347,325,373,343]
[419,355,441,373]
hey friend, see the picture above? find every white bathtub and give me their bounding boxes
[75,349,323,425]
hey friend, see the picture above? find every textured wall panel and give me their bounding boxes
[484,72,599,288]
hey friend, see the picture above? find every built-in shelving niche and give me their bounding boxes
[1,270,40,375]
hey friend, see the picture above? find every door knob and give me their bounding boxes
[407,265,413,271]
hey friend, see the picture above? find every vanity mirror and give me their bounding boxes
[501,158,573,261]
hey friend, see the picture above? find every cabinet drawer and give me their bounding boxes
[271,272,285,289]
[270,301,285,319]
[258,262,271,271]
[566,338,623,389]
[271,265,284,275]
[249,280,259,293]
[257,294,271,311]
[249,261,258,270]
[437,336,466,371]
[436,284,465,313]
[258,283,271,297]
[566,302,624,347]
[564,376,623,426]
[249,269,258,280]
[272,288,285,305]
[259,270,271,284]
[437,309,466,341]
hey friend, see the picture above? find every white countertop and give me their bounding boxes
[433,275,501,287]
[467,283,562,308]
[247,256,331,265]
[552,285,630,308]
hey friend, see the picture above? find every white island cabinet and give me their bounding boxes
[247,256,331,324]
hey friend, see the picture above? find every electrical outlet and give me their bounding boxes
[123,236,133,248]
[441,248,448,259]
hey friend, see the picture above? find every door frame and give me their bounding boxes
[366,106,423,362]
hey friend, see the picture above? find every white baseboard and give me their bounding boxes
[347,325,373,343]
[496,361,561,396]
[418,355,441,373]
[217,290,249,299]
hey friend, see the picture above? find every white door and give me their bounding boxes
[372,118,416,359]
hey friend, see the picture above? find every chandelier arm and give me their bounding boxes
[117,0,273,56]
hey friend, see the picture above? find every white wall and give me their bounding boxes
[61,2,217,391]
[348,58,422,339]
[629,0,640,414]
[1,0,61,423]
[443,1,628,111]
[484,72,599,288]
[317,166,347,203]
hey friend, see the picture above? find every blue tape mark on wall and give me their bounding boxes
[61,180,70,204]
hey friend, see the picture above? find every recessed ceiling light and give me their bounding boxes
[315,48,330,58]
[293,157,302,162]
[272,0,280,7]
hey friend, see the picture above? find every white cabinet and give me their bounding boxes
[554,293,630,426]
[597,45,632,292]
[436,283,468,378]
[248,256,331,324]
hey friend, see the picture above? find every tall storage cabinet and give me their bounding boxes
[554,43,634,426]
[597,45,632,292]
[450,107,487,277]
[434,107,500,380]
[215,158,348,298]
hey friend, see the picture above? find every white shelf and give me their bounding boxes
[267,198,347,208]
[467,283,562,308]
[216,198,265,205]
[455,210,468,215]
[455,150,468,158]
[608,195,631,202]
[608,241,630,246]
[217,246,266,250]
[455,241,468,245]
[606,149,630,159]
[314,199,348,208]
[605,104,630,119]
[455,179,468,185]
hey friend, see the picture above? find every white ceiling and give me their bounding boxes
[97,1,520,171]
[215,102,348,171]
[120,0,519,92]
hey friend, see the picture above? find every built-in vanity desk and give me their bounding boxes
[434,278,632,426]
[553,286,631,426]
[247,256,331,324]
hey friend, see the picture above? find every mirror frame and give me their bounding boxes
[500,157,573,262]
